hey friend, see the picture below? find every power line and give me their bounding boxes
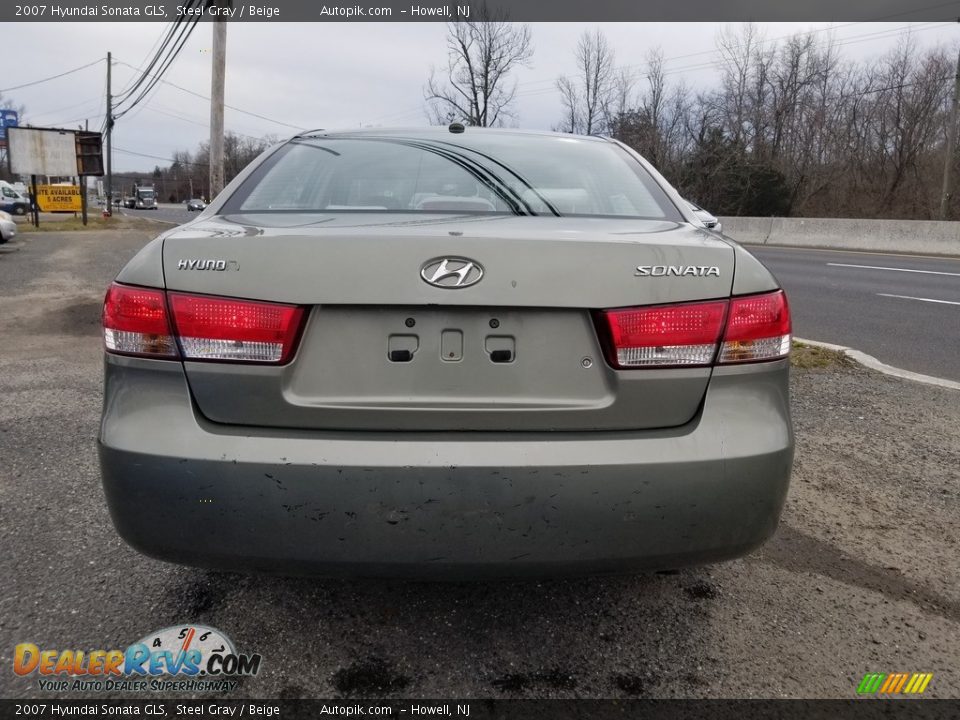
[141,101,272,142]
[520,21,954,98]
[114,9,202,119]
[113,0,202,106]
[0,58,103,93]
[515,19,953,94]
[113,21,186,104]
[114,146,209,166]
[27,97,104,122]
[113,59,308,131]
[115,19,182,99]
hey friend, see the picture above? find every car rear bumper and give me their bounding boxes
[98,356,793,578]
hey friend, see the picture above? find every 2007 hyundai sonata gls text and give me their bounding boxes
[98,127,793,578]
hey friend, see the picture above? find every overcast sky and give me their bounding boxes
[4,21,958,172]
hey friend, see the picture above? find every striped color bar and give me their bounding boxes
[857,672,933,695]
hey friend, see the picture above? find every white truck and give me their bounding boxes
[0,180,30,215]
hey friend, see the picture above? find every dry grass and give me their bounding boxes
[791,341,852,369]
[16,215,166,233]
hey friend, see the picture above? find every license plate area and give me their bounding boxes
[286,306,610,408]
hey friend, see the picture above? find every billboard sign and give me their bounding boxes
[75,131,104,176]
[0,109,18,143]
[7,127,78,176]
[35,184,82,212]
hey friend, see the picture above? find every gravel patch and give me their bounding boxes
[0,230,957,699]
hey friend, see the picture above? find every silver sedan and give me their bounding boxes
[0,211,16,244]
[98,127,793,578]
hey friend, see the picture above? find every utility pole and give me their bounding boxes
[209,18,227,201]
[105,51,113,217]
[79,120,89,226]
[940,45,960,220]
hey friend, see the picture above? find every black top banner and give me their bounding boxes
[2,700,960,719]
[4,0,960,22]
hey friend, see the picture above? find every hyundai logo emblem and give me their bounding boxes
[420,257,484,289]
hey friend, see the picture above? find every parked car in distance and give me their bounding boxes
[186,198,207,211]
[99,126,793,579]
[687,200,722,232]
[0,210,16,243]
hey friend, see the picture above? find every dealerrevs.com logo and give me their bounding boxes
[14,625,262,693]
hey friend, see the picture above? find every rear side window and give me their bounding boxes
[224,134,683,221]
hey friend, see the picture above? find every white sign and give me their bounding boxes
[7,127,78,176]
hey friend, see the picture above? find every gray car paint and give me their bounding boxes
[99,354,792,578]
[100,126,793,577]
[160,214,737,431]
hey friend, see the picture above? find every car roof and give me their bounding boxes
[292,126,612,144]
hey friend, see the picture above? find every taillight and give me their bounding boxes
[168,293,304,363]
[102,284,177,358]
[718,290,791,364]
[599,300,727,368]
[102,283,305,364]
[597,290,791,369]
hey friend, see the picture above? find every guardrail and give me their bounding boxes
[720,216,960,256]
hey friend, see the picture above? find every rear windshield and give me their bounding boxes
[224,134,683,221]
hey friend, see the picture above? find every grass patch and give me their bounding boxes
[791,341,851,369]
[17,215,167,233]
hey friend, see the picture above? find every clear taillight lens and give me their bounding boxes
[168,293,304,364]
[718,290,791,363]
[598,290,791,369]
[102,283,305,364]
[102,284,178,358]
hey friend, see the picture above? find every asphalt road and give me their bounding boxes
[120,203,196,226]
[1,227,958,701]
[749,246,960,382]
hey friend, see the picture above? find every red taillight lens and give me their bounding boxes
[168,293,304,364]
[102,284,177,358]
[102,283,305,364]
[718,290,791,364]
[598,290,791,369]
[600,300,728,368]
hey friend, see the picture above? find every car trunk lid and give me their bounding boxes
[162,214,734,431]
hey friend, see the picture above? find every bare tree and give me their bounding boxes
[605,67,635,129]
[424,3,533,127]
[556,76,580,133]
[556,28,619,135]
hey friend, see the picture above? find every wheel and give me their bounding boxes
[12,204,26,216]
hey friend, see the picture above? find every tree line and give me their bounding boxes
[143,133,276,203]
[425,19,960,220]
[4,21,956,219]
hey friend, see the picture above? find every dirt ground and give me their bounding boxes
[0,229,957,700]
